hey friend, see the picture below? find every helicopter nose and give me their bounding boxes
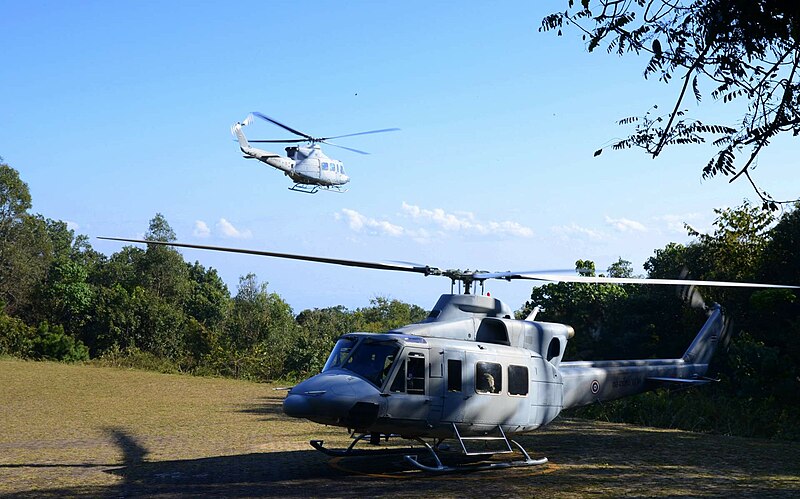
[283,392,313,418]
[282,370,382,426]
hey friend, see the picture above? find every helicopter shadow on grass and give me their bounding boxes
[1,428,360,499]
[236,396,286,421]
[3,423,798,498]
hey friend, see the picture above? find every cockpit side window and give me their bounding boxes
[322,162,328,170]
[390,360,406,392]
[388,352,426,395]
[407,355,425,395]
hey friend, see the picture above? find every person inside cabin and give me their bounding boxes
[482,372,495,393]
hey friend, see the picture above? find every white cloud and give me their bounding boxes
[334,203,534,242]
[217,218,252,239]
[338,208,405,237]
[655,213,702,234]
[401,202,534,238]
[605,216,647,232]
[193,220,211,238]
[551,223,606,240]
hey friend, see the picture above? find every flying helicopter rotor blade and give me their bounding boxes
[251,112,314,140]
[492,272,800,289]
[319,128,401,141]
[321,141,370,155]
[97,237,441,276]
[248,139,308,143]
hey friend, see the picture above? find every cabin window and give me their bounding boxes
[322,162,328,170]
[475,362,502,394]
[447,359,462,392]
[508,365,528,396]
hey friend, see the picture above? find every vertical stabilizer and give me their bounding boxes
[231,114,255,151]
[682,304,725,366]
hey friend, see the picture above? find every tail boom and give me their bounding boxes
[560,305,724,410]
[231,119,295,174]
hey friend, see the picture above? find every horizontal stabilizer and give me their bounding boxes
[647,376,716,385]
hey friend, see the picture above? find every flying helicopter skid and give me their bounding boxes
[98,237,799,473]
[289,183,347,194]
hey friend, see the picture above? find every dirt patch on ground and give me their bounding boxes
[1,358,798,497]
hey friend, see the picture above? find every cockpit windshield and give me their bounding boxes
[323,337,400,388]
[323,337,357,371]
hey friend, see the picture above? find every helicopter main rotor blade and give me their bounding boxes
[486,272,800,289]
[251,112,313,141]
[97,238,798,290]
[97,238,440,276]
[321,141,370,155]
[475,269,587,280]
[248,139,308,143]
[320,128,401,141]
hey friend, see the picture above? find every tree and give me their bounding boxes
[140,213,189,302]
[520,260,631,359]
[355,296,428,332]
[0,162,53,315]
[226,273,294,350]
[542,1,800,208]
[32,220,99,334]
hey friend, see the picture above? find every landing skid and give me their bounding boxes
[404,438,548,473]
[309,433,547,473]
[289,183,348,194]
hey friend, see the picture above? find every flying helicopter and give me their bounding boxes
[231,112,399,194]
[98,237,798,473]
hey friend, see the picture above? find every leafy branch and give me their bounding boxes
[542,0,800,209]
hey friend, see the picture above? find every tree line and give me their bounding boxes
[0,160,426,380]
[520,202,800,439]
[2,158,798,439]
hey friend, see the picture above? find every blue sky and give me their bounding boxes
[2,1,797,313]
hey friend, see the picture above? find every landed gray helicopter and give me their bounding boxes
[99,237,798,472]
[231,112,398,194]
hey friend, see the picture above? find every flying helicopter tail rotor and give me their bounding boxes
[230,114,255,137]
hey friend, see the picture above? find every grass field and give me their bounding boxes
[1,358,799,497]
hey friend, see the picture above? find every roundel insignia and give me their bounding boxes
[590,380,600,394]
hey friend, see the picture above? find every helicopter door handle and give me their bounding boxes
[380,393,391,397]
